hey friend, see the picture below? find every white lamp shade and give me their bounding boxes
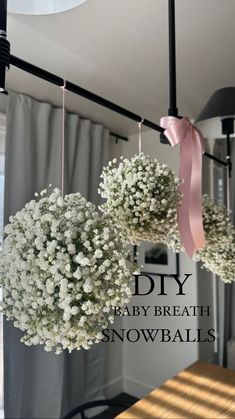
[8,0,89,15]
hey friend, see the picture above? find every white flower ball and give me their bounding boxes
[0,189,133,353]
[168,194,235,283]
[193,195,235,283]
[98,153,181,247]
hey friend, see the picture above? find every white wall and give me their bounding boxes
[120,131,199,398]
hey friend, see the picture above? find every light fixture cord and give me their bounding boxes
[61,79,66,198]
[226,168,231,215]
[138,118,144,154]
[226,133,231,216]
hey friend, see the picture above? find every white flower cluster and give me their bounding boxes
[0,189,133,353]
[169,194,235,282]
[98,153,181,248]
[193,195,235,283]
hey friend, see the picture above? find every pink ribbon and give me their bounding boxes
[160,116,206,258]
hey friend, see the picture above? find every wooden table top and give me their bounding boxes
[116,361,235,418]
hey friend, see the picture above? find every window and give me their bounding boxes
[0,113,6,419]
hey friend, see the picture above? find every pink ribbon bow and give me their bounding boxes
[160,116,206,258]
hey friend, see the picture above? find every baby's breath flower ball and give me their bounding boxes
[0,189,133,353]
[169,195,235,282]
[193,195,235,283]
[98,153,181,247]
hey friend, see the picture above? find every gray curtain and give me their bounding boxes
[222,139,235,365]
[4,91,111,419]
[212,139,235,367]
[197,144,216,362]
[197,138,235,367]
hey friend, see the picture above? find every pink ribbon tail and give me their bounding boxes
[160,116,206,258]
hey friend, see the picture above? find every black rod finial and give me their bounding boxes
[0,32,10,92]
[0,0,10,92]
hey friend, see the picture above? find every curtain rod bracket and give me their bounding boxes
[110,132,128,142]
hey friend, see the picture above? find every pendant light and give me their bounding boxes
[195,87,235,210]
[8,0,89,15]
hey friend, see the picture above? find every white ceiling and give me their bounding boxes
[6,0,235,137]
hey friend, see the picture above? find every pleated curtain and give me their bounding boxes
[221,139,235,366]
[4,91,110,419]
[210,138,235,367]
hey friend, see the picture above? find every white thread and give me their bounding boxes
[138,118,144,154]
[60,79,66,198]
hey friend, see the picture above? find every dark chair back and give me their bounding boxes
[63,399,131,419]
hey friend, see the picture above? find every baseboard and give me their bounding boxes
[123,375,154,399]
[105,375,157,400]
[104,376,123,398]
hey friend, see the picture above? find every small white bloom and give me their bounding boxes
[94,249,103,259]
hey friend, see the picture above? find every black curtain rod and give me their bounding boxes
[0,0,229,167]
[204,152,227,167]
[7,56,228,167]
[9,55,164,134]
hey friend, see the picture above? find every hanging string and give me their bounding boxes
[60,79,66,198]
[138,118,144,154]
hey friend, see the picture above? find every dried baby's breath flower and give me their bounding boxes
[99,153,235,283]
[193,195,235,283]
[169,195,235,283]
[0,189,133,353]
[99,153,182,250]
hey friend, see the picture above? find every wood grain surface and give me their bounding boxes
[116,361,235,418]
